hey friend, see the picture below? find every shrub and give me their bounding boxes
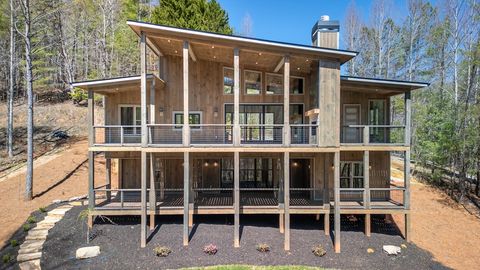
[2,254,11,264]
[39,207,47,213]
[23,224,31,232]
[256,243,270,253]
[203,244,217,255]
[312,245,326,257]
[27,216,37,224]
[70,88,88,104]
[10,240,18,247]
[153,246,172,257]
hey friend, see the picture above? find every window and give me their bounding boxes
[244,70,262,94]
[369,100,386,143]
[120,105,143,135]
[223,67,234,94]
[173,112,201,129]
[221,158,274,188]
[290,77,304,94]
[266,73,283,95]
[340,161,364,188]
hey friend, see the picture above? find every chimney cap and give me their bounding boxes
[320,15,330,21]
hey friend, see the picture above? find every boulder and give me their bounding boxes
[76,246,100,259]
[383,245,401,255]
[18,259,40,270]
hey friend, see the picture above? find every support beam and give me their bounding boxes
[405,213,411,242]
[106,158,111,202]
[364,151,370,209]
[189,154,194,228]
[234,151,240,247]
[323,155,330,210]
[284,152,290,251]
[88,151,95,210]
[149,153,156,230]
[324,213,330,236]
[274,57,285,73]
[404,91,411,146]
[141,32,148,147]
[404,150,411,210]
[334,152,341,253]
[150,77,156,124]
[233,48,240,146]
[87,90,95,146]
[141,151,147,248]
[283,56,290,146]
[183,152,190,246]
[188,44,197,62]
[365,214,371,237]
[183,41,190,147]
[279,213,284,234]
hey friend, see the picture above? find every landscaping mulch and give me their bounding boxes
[41,206,450,270]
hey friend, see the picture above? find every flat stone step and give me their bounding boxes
[17,252,42,263]
[18,245,42,254]
[25,234,47,241]
[20,240,45,250]
[19,259,41,270]
[34,223,54,230]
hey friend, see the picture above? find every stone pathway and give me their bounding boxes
[17,204,73,270]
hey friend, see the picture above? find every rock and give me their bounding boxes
[19,240,45,254]
[48,208,71,217]
[401,244,407,249]
[383,245,401,255]
[18,259,41,270]
[69,195,87,202]
[76,246,100,259]
[17,252,42,262]
[367,248,375,253]
[52,199,64,204]
[69,201,84,206]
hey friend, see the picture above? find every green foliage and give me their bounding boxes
[22,224,30,232]
[151,0,233,34]
[311,245,326,257]
[39,207,47,213]
[10,239,18,247]
[2,253,12,264]
[70,88,88,104]
[27,216,37,224]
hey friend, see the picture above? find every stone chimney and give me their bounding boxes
[311,15,340,49]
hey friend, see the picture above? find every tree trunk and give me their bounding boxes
[7,0,15,158]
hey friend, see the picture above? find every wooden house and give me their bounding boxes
[72,17,428,253]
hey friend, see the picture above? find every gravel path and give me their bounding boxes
[41,206,449,270]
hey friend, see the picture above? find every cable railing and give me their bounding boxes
[93,125,141,145]
[240,124,283,145]
[290,187,324,206]
[341,125,406,145]
[190,124,233,145]
[148,124,183,145]
[339,188,367,208]
[290,124,318,145]
[93,188,146,210]
[370,187,405,209]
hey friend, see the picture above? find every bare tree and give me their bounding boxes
[343,0,362,75]
[7,0,15,158]
[239,12,253,37]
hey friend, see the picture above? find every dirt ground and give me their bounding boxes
[0,143,479,269]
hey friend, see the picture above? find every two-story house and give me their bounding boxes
[72,16,428,253]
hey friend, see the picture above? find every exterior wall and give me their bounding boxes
[340,90,391,126]
[340,151,390,189]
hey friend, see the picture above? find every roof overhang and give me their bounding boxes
[127,20,358,65]
[341,76,429,96]
[71,74,165,94]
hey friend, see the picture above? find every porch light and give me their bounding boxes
[213,162,218,167]
[167,39,171,43]
[297,67,300,70]
[159,107,164,117]
[174,50,178,54]
[204,162,209,167]
[292,162,298,167]
[258,52,262,56]
[211,45,215,49]
[213,107,218,118]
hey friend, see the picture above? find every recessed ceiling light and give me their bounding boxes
[167,39,171,43]
[306,59,309,62]
[255,62,258,65]
[259,52,262,56]
[174,50,178,53]
[211,45,215,49]
[214,56,217,59]
[297,67,300,70]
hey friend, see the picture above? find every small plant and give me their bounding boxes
[23,224,31,232]
[27,216,37,224]
[10,240,18,247]
[39,207,47,213]
[2,253,11,264]
[256,243,270,253]
[312,245,326,257]
[153,246,172,257]
[203,244,217,255]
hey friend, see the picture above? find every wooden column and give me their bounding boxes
[284,152,290,251]
[183,151,190,246]
[365,214,371,237]
[234,151,240,247]
[323,155,329,209]
[283,55,290,146]
[405,213,411,242]
[233,48,240,146]
[150,77,156,124]
[140,32,147,147]
[364,151,370,209]
[88,151,95,210]
[277,157,284,234]
[324,213,330,236]
[87,90,95,146]
[106,158,111,202]
[189,154,194,228]
[183,41,190,146]
[140,151,147,247]
[334,152,341,253]
[404,150,411,209]
[405,91,411,146]
[149,153,156,230]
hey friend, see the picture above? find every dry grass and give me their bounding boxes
[0,101,104,173]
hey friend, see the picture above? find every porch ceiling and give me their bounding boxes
[71,74,165,95]
[341,76,429,96]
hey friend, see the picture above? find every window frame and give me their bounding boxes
[265,72,284,95]
[244,69,262,95]
[340,161,364,188]
[172,111,203,130]
[290,76,305,95]
[118,104,143,135]
[223,67,234,95]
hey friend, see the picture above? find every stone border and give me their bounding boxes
[17,204,74,270]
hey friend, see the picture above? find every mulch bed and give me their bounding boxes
[41,206,449,269]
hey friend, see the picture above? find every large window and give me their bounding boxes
[369,100,386,142]
[220,158,274,188]
[340,161,364,188]
[173,112,201,129]
[290,76,304,94]
[120,105,142,135]
[244,70,262,94]
[223,67,234,94]
[266,73,283,95]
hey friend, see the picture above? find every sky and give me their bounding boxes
[217,0,414,49]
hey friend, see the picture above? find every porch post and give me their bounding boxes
[88,151,95,211]
[323,153,330,235]
[150,76,156,124]
[284,151,290,251]
[189,154,194,228]
[183,41,190,147]
[233,48,240,146]
[364,151,370,209]
[87,90,94,146]
[334,151,341,253]
[234,151,240,247]
[106,158,111,202]
[404,149,411,242]
[140,32,147,147]
[141,151,147,247]
[277,157,284,234]
[283,55,290,146]
[183,151,190,246]
[149,153,156,230]
[404,91,411,146]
